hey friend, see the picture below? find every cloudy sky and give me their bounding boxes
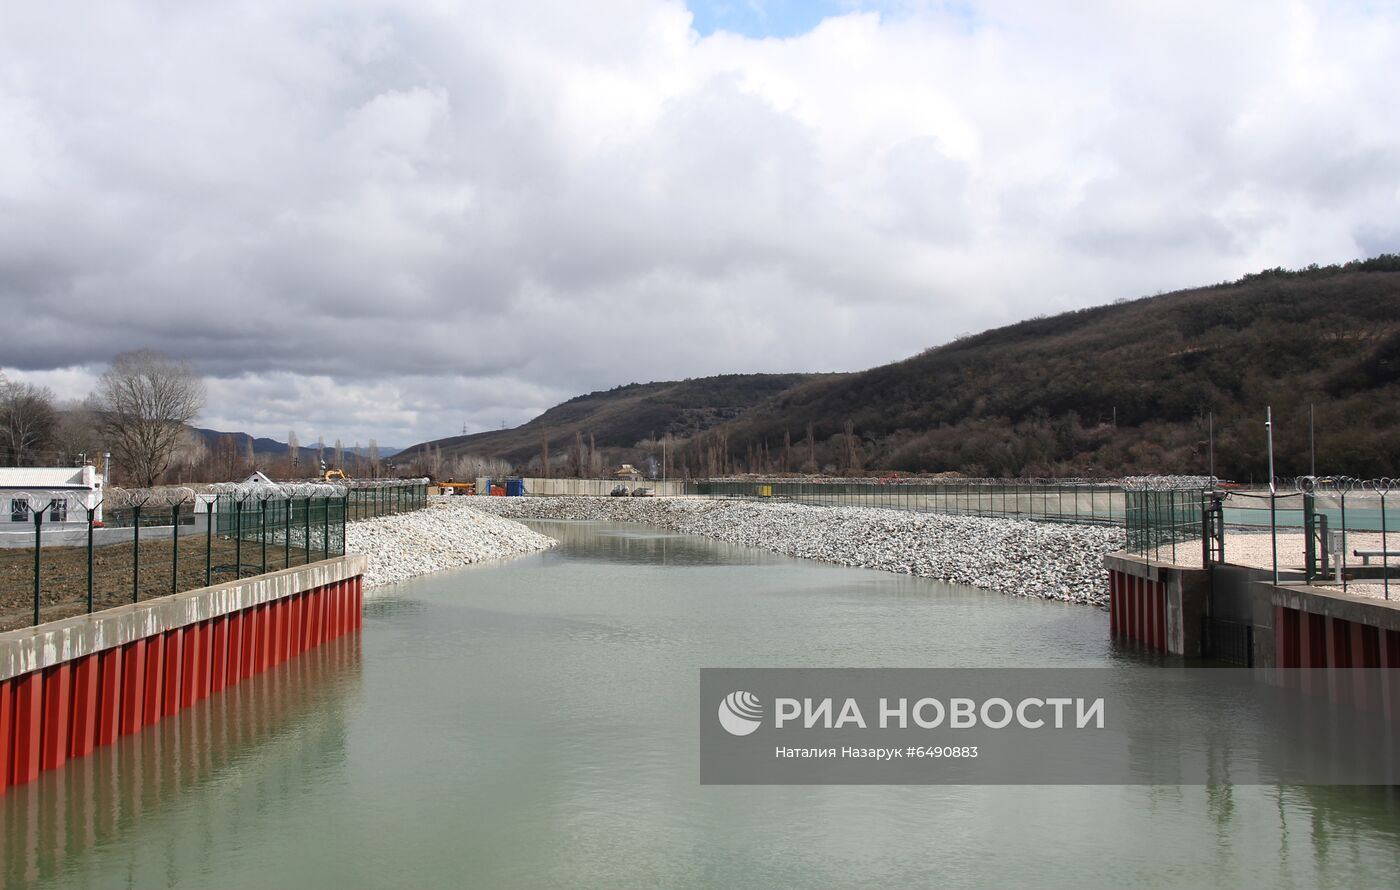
[3,1,1398,448]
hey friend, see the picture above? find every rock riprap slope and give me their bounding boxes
[466,497,1124,604]
[347,498,556,587]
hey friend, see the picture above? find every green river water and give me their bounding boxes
[3,520,1398,888]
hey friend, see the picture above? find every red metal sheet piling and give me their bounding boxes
[1,562,364,787]
[96,647,123,748]
[10,672,43,786]
[40,663,71,771]
[70,655,100,758]
[118,640,146,736]
[142,634,165,727]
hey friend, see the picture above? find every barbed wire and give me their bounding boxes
[1119,475,1217,491]
[104,487,197,509]
[1288,476,1393,494]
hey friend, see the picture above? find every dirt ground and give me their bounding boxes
[0,535,332,633]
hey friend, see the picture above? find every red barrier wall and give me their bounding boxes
[1273,603,1400,671]
[1108,568,1169,653]
[2,574,362,794]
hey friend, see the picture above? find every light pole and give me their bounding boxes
[1266,407,1277,585]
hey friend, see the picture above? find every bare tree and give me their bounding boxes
[287,430,300,477]
[589,433,602,478]
[166,428,208,481]
[90,350,205,486]
[447,453,510,480]
[54,400,103,465]
[244,436,257,473]
[333,438,345,470]
[0,373,60,465]
[209,434,245,480]
[368,439,380,478]
[410,444,444,479]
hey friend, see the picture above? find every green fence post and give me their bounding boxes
[1382,490,1390,601]
[206,497,214,586]
[132,504,142,603]
[87,504,96,613]
[234,498,243,577]
[260,499,268,575]
[171,502,181,597]
[32,504,44,626]
[304,496,312,565]
[1171,491,1178,564]
[323,497,330,560]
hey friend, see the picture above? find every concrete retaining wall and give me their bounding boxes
[1105,551,1400,670]
[1,555,365,793]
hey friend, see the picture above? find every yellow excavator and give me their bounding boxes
[324,469,347,482]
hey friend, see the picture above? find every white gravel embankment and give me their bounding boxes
[467,497,1125,605]
[347,499,556,587]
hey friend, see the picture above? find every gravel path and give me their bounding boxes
[1140,529,1400,601]
[465,496,1124,605]
[347,499,556,587]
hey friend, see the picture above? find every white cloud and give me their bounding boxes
[2,0,1397,445]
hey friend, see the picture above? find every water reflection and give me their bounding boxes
[5,521,1400,888]
[1,635,362,889]
[526,519,785,567]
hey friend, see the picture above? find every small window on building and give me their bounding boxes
[11,500,30,523]
[49,500,68,522]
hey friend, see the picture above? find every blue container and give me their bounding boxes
[506,478,526,497]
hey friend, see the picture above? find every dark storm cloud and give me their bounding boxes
[2,0,1398,444]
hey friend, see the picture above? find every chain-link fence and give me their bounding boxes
[683,479,1126,524]
[1111,475,1396,599]
[0,478,427,632]
[1217,477,1395,599]
[1123,486,1210,564]
[346,480,429,520]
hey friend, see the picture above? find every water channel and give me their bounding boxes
[4,520,1398,888]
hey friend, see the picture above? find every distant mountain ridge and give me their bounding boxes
[401,373,831,467]
[190,428,401,462]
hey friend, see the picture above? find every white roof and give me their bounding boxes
[0,467,97,489]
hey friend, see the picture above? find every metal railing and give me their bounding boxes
[0,478,427,632]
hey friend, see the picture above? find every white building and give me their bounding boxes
[0,466,105,526]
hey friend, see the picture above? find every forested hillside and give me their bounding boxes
[714,259,1400,479]
[403,258,1400,480]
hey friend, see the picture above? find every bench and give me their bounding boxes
[1354,549,1400,566]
